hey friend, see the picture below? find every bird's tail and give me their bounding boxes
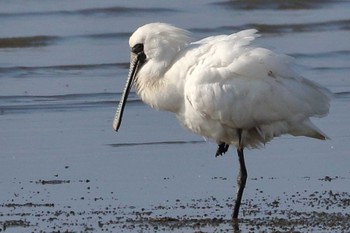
[290,119,329,140]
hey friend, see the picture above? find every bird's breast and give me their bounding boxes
[135,75,183,113]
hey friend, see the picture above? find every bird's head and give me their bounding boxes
[129,23,191,65]
[113,23,192,131]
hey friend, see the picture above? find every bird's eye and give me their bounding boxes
[131,43,144,54]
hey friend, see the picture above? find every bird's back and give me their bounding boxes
[171,29,331,148]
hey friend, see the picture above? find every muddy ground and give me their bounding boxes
[1,175,349,233]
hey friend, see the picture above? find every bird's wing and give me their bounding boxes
[183,30,331,129]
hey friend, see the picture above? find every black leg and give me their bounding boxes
[232,129,247,219]
[215,142,229,157]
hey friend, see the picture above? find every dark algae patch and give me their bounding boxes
[0,36,59,48]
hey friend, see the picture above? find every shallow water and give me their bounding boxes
[1,0,350,232]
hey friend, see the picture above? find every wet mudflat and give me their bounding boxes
[1,173,349,232]
[1,0,349,232]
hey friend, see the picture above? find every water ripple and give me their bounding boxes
[191,19,350,35]
[335,91,350,99]
[0,7,177,18]
[213,0,334,10]
[108,140,204,148]
[0,63,128,77]
[0,36,59,48]
[0,93,140,115]
[0,32,130,48]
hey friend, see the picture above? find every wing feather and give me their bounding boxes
[184,31,331,130]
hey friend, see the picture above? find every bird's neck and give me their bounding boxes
[134,67,183,113]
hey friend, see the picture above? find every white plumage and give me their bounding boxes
[124,23,330,147]
[113,22,331,219]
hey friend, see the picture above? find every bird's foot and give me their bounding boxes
[215,143,229,157]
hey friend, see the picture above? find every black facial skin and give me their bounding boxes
[131,43,144,54]
[132,43,146,64]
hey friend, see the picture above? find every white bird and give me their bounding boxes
[113,23,331,219]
